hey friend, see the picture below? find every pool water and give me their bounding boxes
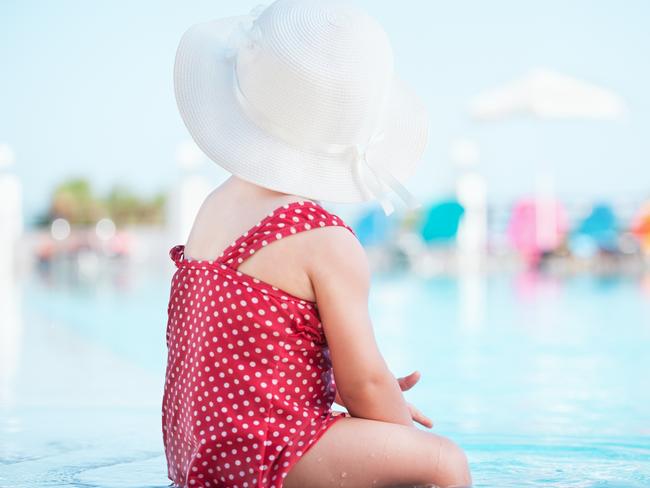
[1,265,649,487]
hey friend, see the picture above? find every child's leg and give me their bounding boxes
[283,416,472,488]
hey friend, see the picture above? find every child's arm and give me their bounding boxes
[333,371,434,428]
[306,227,413,427]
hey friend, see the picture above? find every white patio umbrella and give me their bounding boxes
[469,67,626,121]
[468,67,627,253]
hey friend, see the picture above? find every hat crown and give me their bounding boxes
[235,0,394,148]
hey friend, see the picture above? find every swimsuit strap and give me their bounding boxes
[220,200,357,271]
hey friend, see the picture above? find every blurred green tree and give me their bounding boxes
[41,177,167,228]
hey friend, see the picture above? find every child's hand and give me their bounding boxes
[407,401,434,428]
[334,370,434,427]
[397,370,422,392]
[399,371,434,428]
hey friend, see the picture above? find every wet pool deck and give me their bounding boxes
[1,304,169,488]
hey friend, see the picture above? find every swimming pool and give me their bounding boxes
[1,265,649,487]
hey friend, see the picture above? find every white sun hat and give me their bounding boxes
[174,0,429,216]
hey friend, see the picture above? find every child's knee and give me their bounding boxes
[428,436,472,487]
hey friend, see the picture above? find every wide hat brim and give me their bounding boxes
[174,15,429,204]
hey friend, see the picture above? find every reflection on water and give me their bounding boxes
[1,264,649,487]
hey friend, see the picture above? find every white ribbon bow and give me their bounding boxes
[350,132,421,216]
[224,4,266,61]
[224,4,421,217]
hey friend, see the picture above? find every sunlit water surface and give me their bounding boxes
[1,265,649,487]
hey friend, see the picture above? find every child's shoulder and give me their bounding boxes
[216,197,362,274]
[249,199,358,246]
[272,200,357,236]
[295,205,369,288]
[231,199,366,305]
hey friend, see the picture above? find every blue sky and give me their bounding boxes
[2,0,650,223]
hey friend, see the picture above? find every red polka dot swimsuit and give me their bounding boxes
[163,199,356,488]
